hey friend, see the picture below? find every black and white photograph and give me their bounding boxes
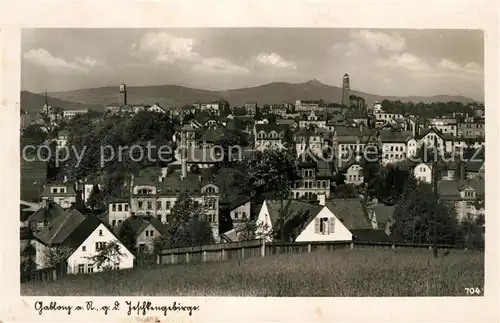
[17,27,488,298]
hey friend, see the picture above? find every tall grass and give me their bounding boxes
[22,248,484,297]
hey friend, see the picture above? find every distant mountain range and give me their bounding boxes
[21,80,479,113]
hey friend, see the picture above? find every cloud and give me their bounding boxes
[351,30,406,53]
[132,32,196,63]
[255,52,297,69]
[333,30,406,58]
[438,59,482,75]
[23,48,98,74]
[193,57,250,75]
[377,52,431,72]
[132,31,249,76]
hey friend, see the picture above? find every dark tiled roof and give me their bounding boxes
[255,123,288,133]
[62,215,103,250]
[34,208,87,245]
[379,130,413,143]
[120,216,169,240]
[438,179,485,200]
[325,198,371,230]
[40,182,77,197]
[200,128,222,143]
[351,229,403,242]
[26,202,66,224]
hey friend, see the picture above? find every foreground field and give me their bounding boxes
[22,248,484,296]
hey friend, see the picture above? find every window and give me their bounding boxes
[146,230,149,237]
[205,186,215,193]
[95,242,106,250]
[138,201,143,209]
[166,201,171,209]
[87,264,94,273]
[51,188,57,193]
[112,204,116,212]
[113,263,120,270]
[157,201,162,210]
[150,230,154,237]
[147,201,152,210]
[82,246,86,252]
[118,220,122,224]
[207,214,216,223]
[118,204,122,212]
[98,229,103,236]
[78,264,85,273]
[124,204,129,211]
[319,217,328,234]
[112,220,116,227]
[234,212,239,219]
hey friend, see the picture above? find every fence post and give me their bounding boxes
[186,252,190,263]
[171,253,174,264]
[308,244,311,253]
[52,268,57,281]
[350,242,354,249]
[260,240,266,257]
[203,250,207,262]
[221,248,226,261]
[241,247,245,259]
[156,253,161,265]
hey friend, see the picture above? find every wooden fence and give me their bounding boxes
[157,240,472,265]
[21,262,68,283]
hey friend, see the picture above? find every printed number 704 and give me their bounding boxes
[465,287,482,295]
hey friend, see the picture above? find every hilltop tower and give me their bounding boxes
[118,82,127,106]
[341,73,350,107]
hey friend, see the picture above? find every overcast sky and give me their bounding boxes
[22,28,484,100]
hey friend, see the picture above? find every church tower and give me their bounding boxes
[341,73,350,107]
[118,83,127,106]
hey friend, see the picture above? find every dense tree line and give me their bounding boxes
[380,100,482,118]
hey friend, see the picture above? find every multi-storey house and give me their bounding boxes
[298,111,327,129]
[379,130,413,165]
[40,181,77,209]
[438,179,485,222]
[254,123,288,151]
[292,153,334,200]
[457,116,485,139]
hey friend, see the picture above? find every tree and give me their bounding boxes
[333,184,359,198]
[236,217,274,241]
[42,245,72,268]
[86,240,126,271]
[21,124,48,147]
[87,184,105,212]
[161,193,215,249]
[392,181,460,246]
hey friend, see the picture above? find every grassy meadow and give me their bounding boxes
[22,248,484,297]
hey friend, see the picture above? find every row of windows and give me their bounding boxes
[111,204,129,212]
[50,187,67,194]
[77,262,119,274]
[340,144,365,151]
[384,154,405,160]
[346,174,363,182]
[383,145,405,152]
[257,132,284,139]
[295,180,329,189]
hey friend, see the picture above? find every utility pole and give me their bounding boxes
[431,136,439,258]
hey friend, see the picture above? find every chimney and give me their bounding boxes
[63,175,68,183]
[460,162,466,180]
[317,194,326,206]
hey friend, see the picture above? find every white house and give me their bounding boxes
[343,163,364,185]
[108,199,131,227]
[294,205,352,242]
[147,103,167,114]
[414,162,433,184]
[67,218,135,274]
[33,210,135,273]
[256,198,372,242]
[63,109,88,119]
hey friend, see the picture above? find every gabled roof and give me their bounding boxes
[40,182,77,197]
[34,207,87,245]
[120,216,169,239]
[26,201,66,224]
[255,123,288,133]
[200,128,222,143]
[379,130,413,143]
[325,198,371,230]
[438,179,485,200]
